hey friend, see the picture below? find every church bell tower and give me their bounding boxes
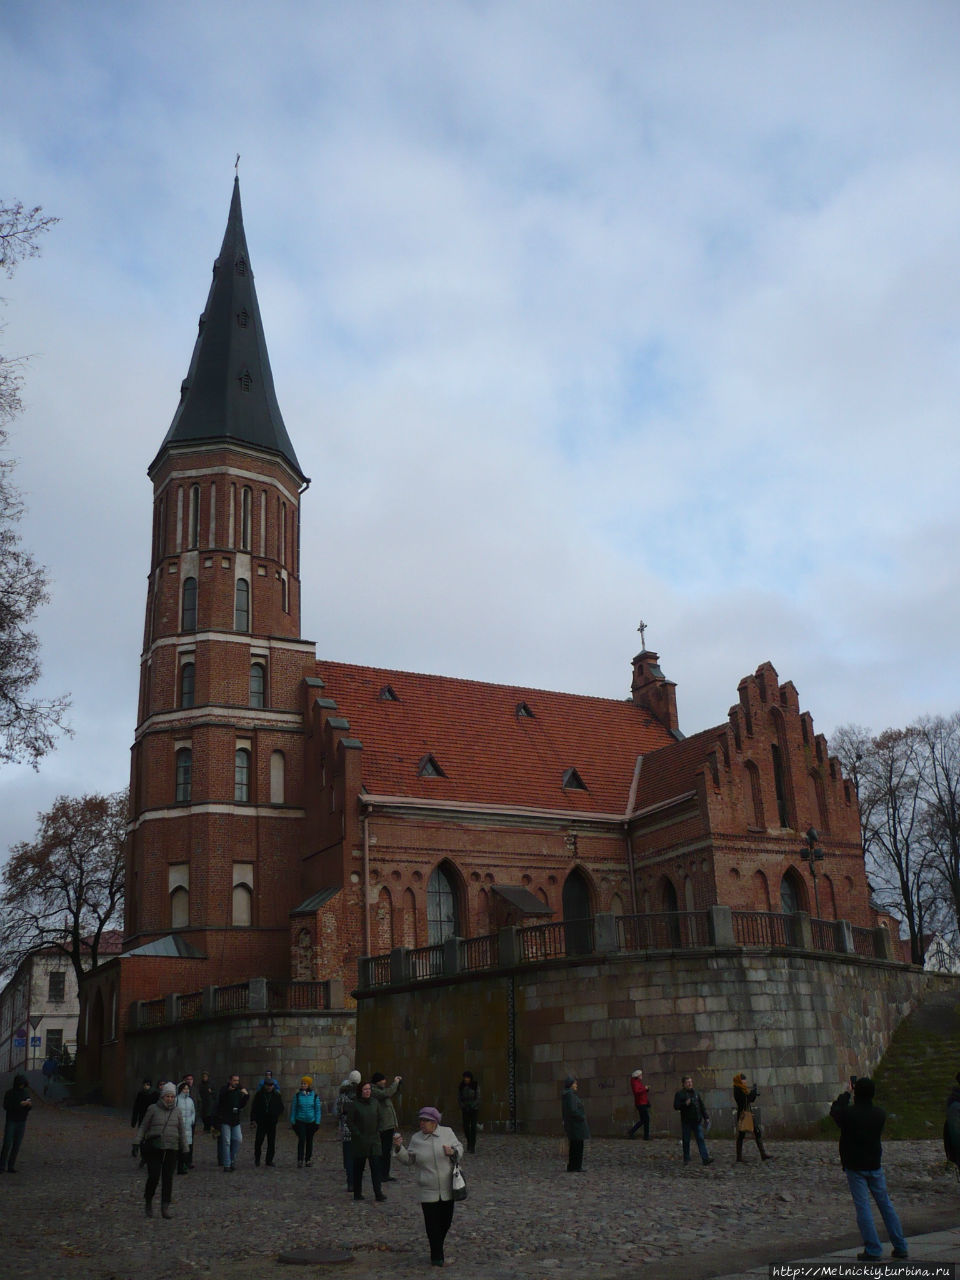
[126,179,316,981]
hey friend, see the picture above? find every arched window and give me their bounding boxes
[270,750,285,804]
[169,864,189,928]
[562,868,592,956]
[780,869,805,915]
[240,487,252,551]
[188,484,200,549]
[234,748,251,802]
[250,663,266,707]
[232,862,253,926]
[180,662,195,709]
[181,577,197,632]
[745,760,764,828]
[235,578,249,632]
[175,748,192,803]
[427,864,459,944]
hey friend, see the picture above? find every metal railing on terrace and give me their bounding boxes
[357,905,897,991]
[128,976,345,1031]
[618,910,710,950]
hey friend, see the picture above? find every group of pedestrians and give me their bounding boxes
[333,1068,469,1266]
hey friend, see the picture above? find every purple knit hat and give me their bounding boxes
[418,1106,442,1124]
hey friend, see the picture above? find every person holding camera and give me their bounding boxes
[673,1074,713,1165]
[371,1071,402,1180]
[830,1076,908,1261]
[733,1072,771,1162]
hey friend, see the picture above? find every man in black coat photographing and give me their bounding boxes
[830,1076,909,1261]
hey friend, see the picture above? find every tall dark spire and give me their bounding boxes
[150,178,305,481]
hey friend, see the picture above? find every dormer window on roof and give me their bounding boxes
[516,701,535,718]
[379,685,400,702]
[562,767,587,791]
[418,754,446,778]
[236,308,249,328]
[239,369,252,393]
[235,254,248,276]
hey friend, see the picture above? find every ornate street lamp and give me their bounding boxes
[800,826,825,919]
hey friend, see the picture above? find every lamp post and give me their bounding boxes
[800,826,825,919]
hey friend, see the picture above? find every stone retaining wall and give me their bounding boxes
[355,948,958,1136]
[124,1010,356,1108]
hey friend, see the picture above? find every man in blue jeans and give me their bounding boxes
[215,1074,249,1171]
[830,1076,908,1260]
[673,1074,714,1166]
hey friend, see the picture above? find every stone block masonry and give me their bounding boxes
[356,949,957,1137]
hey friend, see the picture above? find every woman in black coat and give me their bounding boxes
[561,1075,589,1172]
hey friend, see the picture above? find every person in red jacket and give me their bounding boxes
[627,1068,651,1140]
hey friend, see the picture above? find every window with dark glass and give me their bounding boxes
[240,487,252,550]
[250,663,266,708]
[175,748,192,803]
[182,577,198,632]
[427,865,458,944]
[188,485,200,549]
[48,971,66,1002]
[235,748,251,802]
[180,662,195,709]
[235,578,249,632]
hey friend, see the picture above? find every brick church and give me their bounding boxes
[79,181,884,1097]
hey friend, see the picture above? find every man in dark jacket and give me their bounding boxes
[251,1078,284,1167]
[216,1074,249,1171]
[673,1075,713,1165]
[1,1075,32,1172]
[830,1077,909,1260]
[561,1075,590,1172]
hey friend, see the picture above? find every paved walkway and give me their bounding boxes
[1,1100,958,1279]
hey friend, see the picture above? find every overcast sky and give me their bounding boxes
[2,0,960,856]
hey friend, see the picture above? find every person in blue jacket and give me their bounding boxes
[290,1075,322,1168]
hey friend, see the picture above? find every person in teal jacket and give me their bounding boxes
[290,1076,322,1168]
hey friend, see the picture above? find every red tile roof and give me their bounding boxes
[632,724,728,813]
[314,660,678,814]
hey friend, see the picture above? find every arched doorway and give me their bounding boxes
[562,868,592,955]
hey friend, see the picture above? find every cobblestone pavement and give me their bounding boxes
[2,1101,959,1280]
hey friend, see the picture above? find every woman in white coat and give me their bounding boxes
[393,1105,464,1267]
[176,1080,196,1174]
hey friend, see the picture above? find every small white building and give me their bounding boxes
[0,935,122,1073]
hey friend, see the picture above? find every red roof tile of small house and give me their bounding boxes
[314,660,678,814]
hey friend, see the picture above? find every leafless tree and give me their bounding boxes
[916,714,960,938]
[831,723,935,964]
[0,791,126,989]
[0,198,69,765]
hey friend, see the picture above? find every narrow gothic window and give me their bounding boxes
[235,748,251,802]
[188,485,200,549]
[175,748,192,803]
[270,750,285,804]
[182,577,198,632]
[232,863,253,926]
[169,864,189,929]
[427,865,459,944]
[235,578,250,632]
[250,663,266,708]
[280,576,288,613]
[240,487,252,550]
[180,662,195,709]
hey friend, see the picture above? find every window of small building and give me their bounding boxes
[48,971,66,1002]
